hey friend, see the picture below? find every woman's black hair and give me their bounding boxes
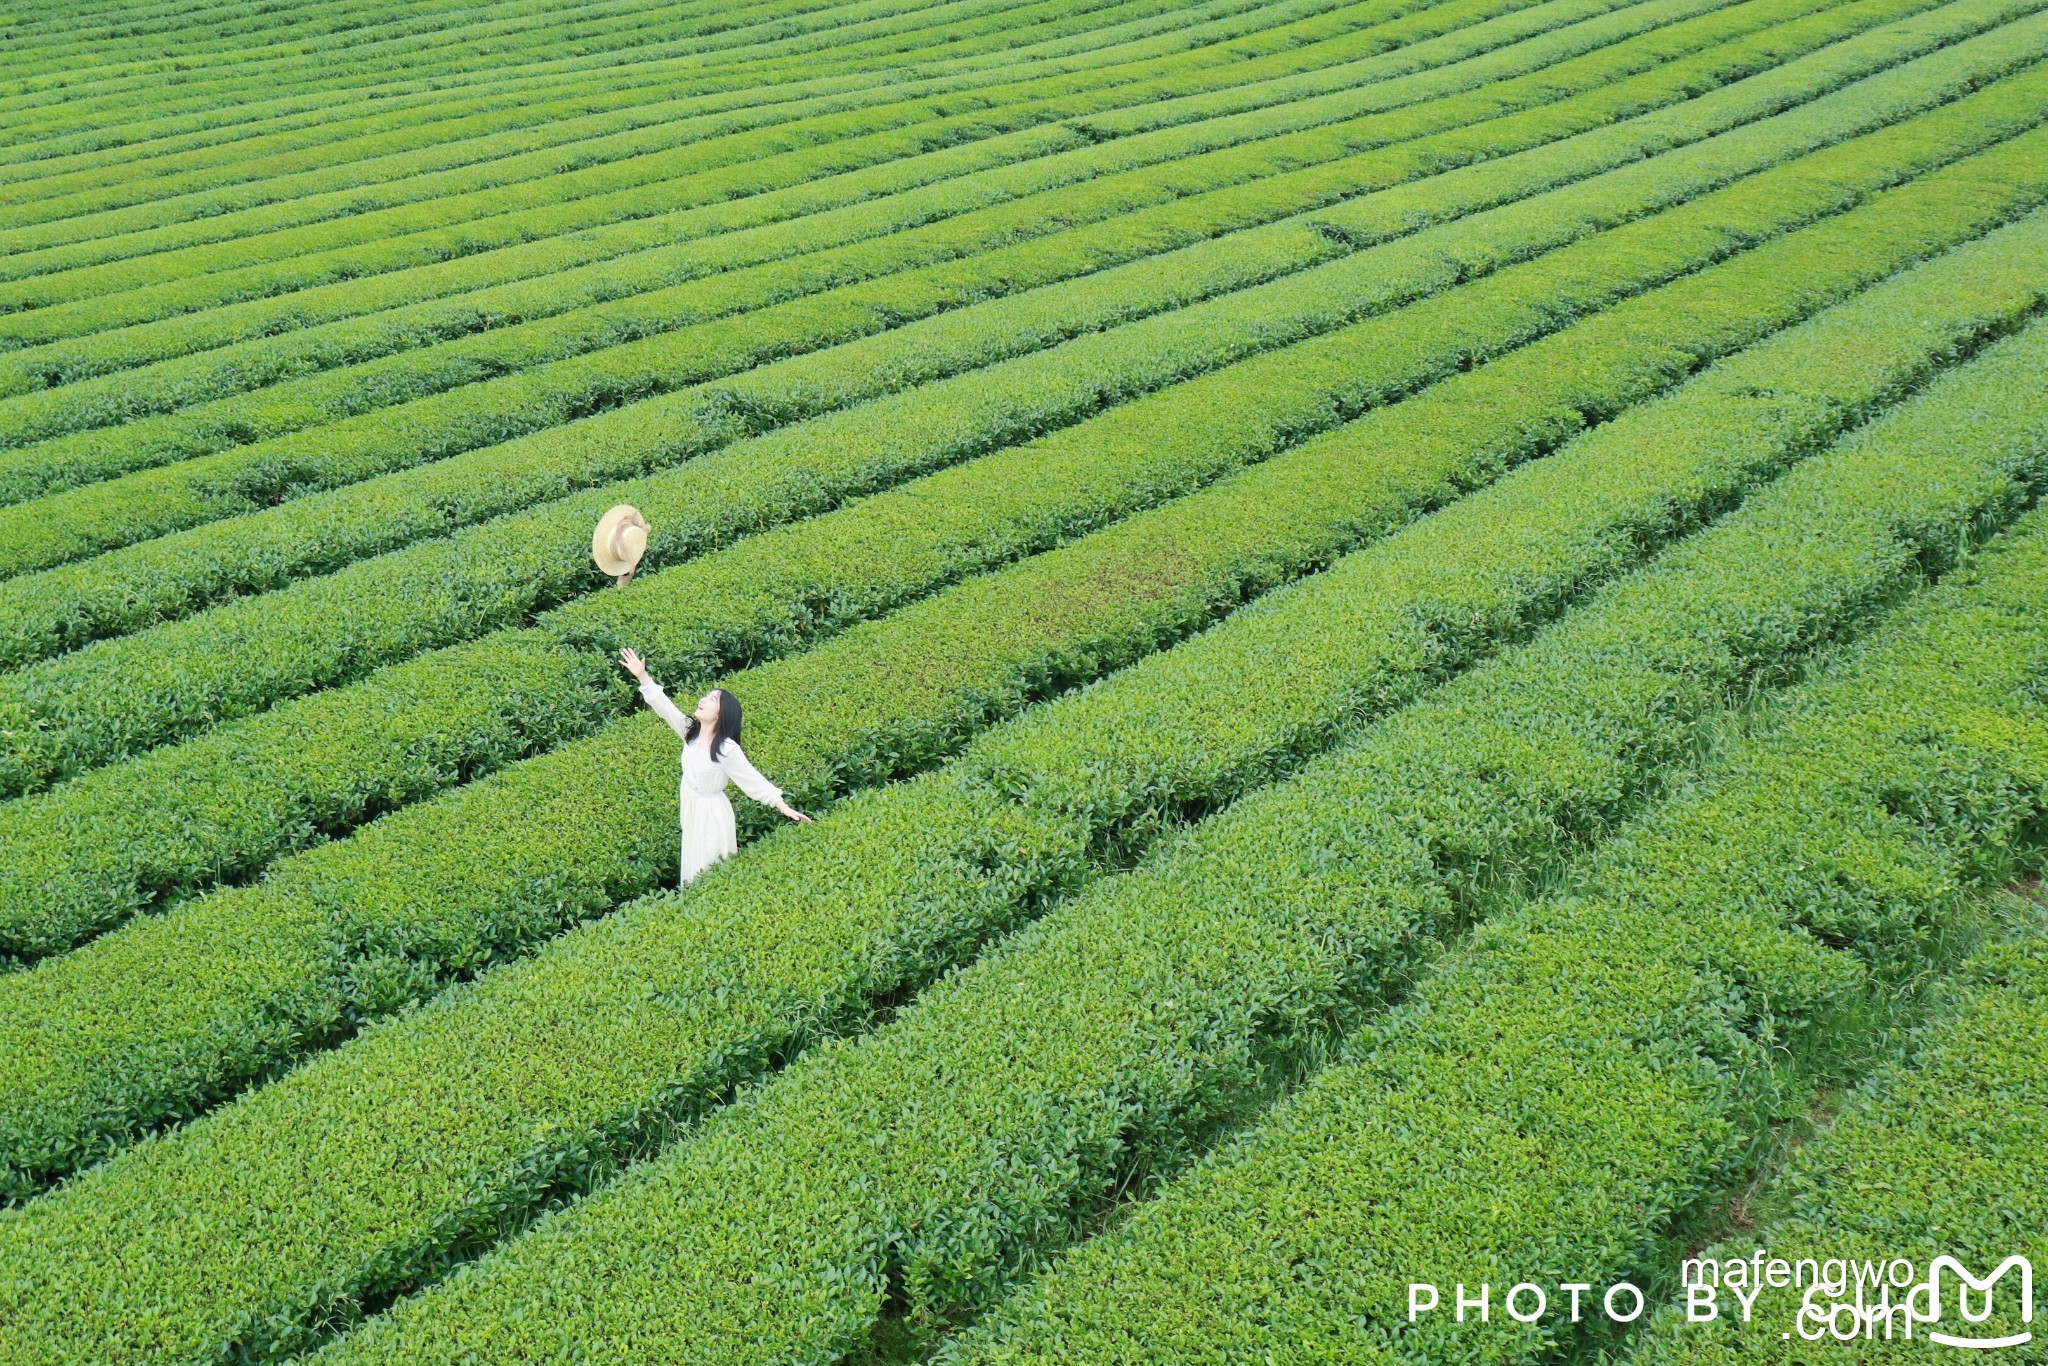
[684,688,742,761]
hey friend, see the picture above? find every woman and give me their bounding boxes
[620,648,811,884]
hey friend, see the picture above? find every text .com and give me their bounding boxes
[1408,1253,2033,1350]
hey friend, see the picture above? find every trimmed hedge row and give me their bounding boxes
[0,0,1404,282]
[2,0,2003,682]
[948,480,2048,1366]
[0,19,891,236]
[0,41,920,197]
[301,302,2048,1366]
[0,0,752,130]
[0,0,1753,484]
[1,0,890,100]
[0,0,1455,264]
[0,0,1266,175]
[0,208,2032,1360]
[1627,905,2048,1364]
[0,0,1552,389]
[0,0,1199,210]
[0,0,1556,257]
[0,0,1242,152]
[4,58,2038,808]
[0,0,1831,479]
[0,0,1239,141]
[0,0,1716,556]
[4,111,2038,966]
[0,0,1376,191]
[0,0,687,82]
[0,0,1560,321]
[2,0,1550,198]
[0,28,635,162]
[0,0,557,71]
[0,0,1044,165]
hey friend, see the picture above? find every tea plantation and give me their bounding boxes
[0,0,2042,1359]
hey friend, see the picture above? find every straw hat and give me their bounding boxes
[592,504,649,585]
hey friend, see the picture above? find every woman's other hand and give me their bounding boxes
[619,647,652,684]
[779,804,813,823]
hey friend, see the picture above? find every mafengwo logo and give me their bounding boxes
[1922,1257,2036,1351]
[1407,1253,2036,1350]
[1680,1252,2035,1349]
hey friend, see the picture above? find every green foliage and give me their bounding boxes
[1628,907,2048,1364]
[9,3,2048,1357]
[2,0,2014,680]
[3,103,2038,976]
[0,0,1770,575]
[0,0,1650,428]
[2,55,2041,898]
[303,290,2048,1366]
[947,499,2048,1366]
[2,0,1327,264]
[4,215,2044,1365]
[0,0,1559,349]
[0,0,1328,183]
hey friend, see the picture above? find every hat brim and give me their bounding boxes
[593,505,648,576]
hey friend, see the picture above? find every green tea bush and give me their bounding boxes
[0,0,1823,478]
[5,115,2040,970]
[0,0,1504,301]
[0,0,1242,180]
[9,7,2047,1357]
[0,0,1583,334]
[0,0,1429,192]
[950,498,2048,1366]
[0,0,1280,167]
[6,68,2041,810]
[1627,910,2048,1364]
[300,312,2048,1366]
[7,0,2007,678]
[0,0,1730,568]
[0,0,1587,269]
[1,227,2040,1363]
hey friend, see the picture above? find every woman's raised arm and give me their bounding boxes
[620,649,692,740]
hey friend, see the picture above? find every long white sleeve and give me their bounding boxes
[716,740,784,807]
[638,680,693,740]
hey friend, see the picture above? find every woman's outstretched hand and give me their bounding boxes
[618,647,652,684]
[779,804,814,823]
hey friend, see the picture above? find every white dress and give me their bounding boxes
[638,681,786,883]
